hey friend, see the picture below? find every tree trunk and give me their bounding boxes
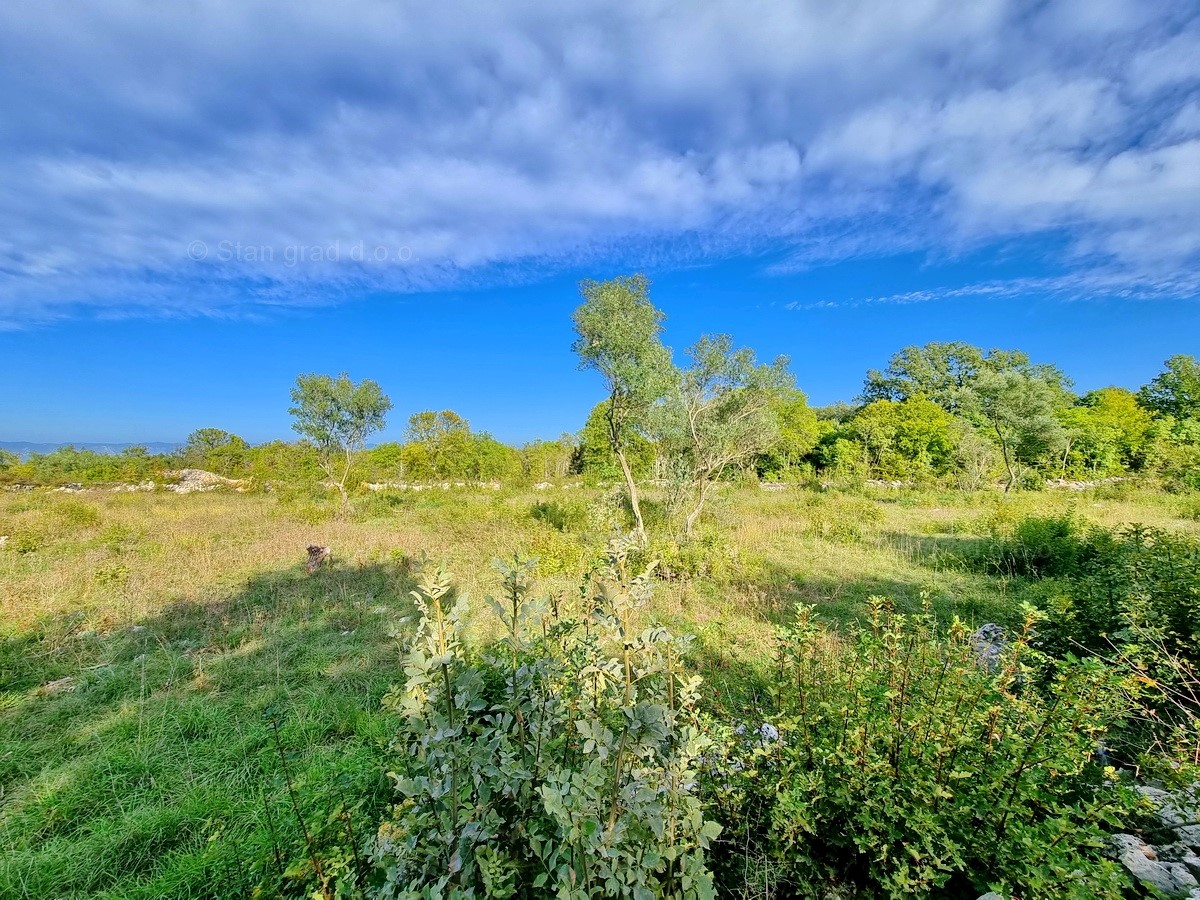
[606,397,647,544]
[994,422,1016,493]
[615,446,647,544]
[335,447,353,511]
[683,479,709,539]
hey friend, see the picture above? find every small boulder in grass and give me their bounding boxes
[970,623,1007,673]
[306,545,331,574]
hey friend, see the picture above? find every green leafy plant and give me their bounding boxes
[372,540,720,898]
[706,599,1140,899]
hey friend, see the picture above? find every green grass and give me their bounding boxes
[1,481,1197,897]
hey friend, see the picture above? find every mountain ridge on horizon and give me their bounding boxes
[0,440,184,459]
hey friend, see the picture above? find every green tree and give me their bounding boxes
[814,401,858,422]
[1144,414,1200,490]
[179,428,250,476]
[571,275,673,543]
[1057,388,1154,477]
[289,373,392,506]
[520,435,576,482]
[658,334,792,536]
[573,401,657,482]
[1139,354,1200,420]
[964,369,1067,491]
[243,440,323,483]
[756,389,822,479]
[404,410,474,479]
[864,342,1070,413]
[362,441,407,482]
[470,433,522,481]
[842,397,960,480]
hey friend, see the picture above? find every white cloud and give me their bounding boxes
[0,0,1196,326]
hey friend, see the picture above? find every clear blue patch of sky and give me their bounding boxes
[3,242,1197,444]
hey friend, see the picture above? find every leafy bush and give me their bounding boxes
[529,499,589,533]
[798,492,884,543]
[706,600,1139,899]
[972,513,1099,579]
[634,532,764,584]
[1040,525,1200,661]
[372,544,720,898]
[526,526,588,576]
[972,514,1200,666]
[51,499,103,528]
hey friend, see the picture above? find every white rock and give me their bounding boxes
[1110,833,1199,897]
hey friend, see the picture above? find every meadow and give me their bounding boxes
[2,481,1199,898]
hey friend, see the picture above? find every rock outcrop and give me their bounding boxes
[1107,784,1200,897]
[165,469,249,494]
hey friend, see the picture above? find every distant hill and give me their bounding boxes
[0,441,182,460]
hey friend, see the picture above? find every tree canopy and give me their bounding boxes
[1138,355,1200,420]
[289,373,391,505]
[571,274,673,541]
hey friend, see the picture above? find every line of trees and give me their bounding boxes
[3,280,1197,505]
[808,345,1200,491]
[567,279,1200,519]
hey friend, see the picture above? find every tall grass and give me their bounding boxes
[1,482,1197,896]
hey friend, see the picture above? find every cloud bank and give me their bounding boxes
[1,0,1198,325]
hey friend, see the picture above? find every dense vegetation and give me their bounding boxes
[4,300,1197,496]
[3,277,1200,898]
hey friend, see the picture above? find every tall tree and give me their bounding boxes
[864,342,1070,413]
[405,410,474,479]
[521,435,577,481]
[1139,355,1200,420]
[1057,387,1155,476]
[289,373,391,507]
[964,370,1066,492]
[659,335,792,536]
[841,397,960,480]
[571,275,673,543]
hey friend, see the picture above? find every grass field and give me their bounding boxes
[2,482,1198,898]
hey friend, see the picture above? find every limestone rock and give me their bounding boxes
[165,469,248,494]
[1109,833,1199,897]
[1139,785,1200,850]
[970,624,1007,672]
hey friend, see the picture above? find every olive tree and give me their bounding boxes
[571,275,673,543]
[659,334,792,537]
[289,372,392,506]
[963,369,1066,492]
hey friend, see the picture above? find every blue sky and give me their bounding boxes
[2,1,1199,444]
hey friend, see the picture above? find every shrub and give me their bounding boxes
[974,515,1200,667]
[372,543,720,898]
[706,600,1139,899]
[636,532,764,584]
[798,492,884,543]
[51,499,102,528]
[971,513,1099,579]
[529,499,589,533]
[1042,525,1200,662]
[526,526,588,576]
